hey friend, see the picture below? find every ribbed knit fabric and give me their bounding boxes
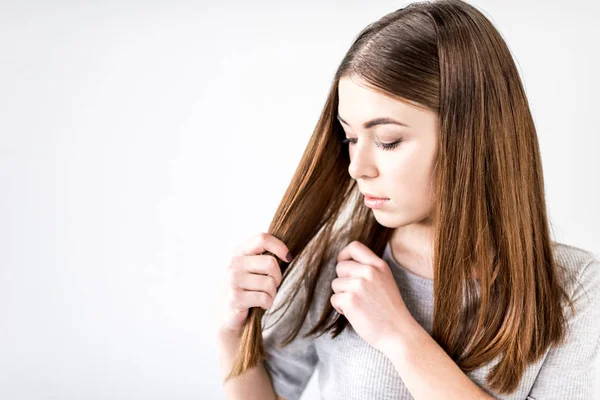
[262,241,600,400]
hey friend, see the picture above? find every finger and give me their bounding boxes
[238,272,278,299]
[234,232,293,264]
[337,240,387,270]
[330,293,345,315]
[335,259,371,279]
[232,289,274,311]
[241,255,283,288]
[331,276,355,294]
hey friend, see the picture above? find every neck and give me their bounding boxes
[389,218,435,280]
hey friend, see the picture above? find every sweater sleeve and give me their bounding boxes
[526,258,600,400]
[261,273,320,400]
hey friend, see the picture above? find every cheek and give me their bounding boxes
[387,153,435,203]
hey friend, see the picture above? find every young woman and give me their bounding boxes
[217,1,600,399]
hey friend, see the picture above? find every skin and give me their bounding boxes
[219,77,492,400]
[337,76,439,281]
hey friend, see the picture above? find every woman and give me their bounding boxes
[217,0,600,399]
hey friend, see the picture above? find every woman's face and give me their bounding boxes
[337,76,439,228]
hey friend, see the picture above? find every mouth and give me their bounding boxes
[363,195,390,208]
[363,193,389,201]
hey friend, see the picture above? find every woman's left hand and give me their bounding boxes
[330,240,416,353]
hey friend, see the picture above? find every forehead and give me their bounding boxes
[337,77,420,121]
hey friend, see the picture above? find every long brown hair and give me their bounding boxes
[223,0,577,394]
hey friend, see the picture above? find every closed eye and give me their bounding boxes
[340,137,402,151]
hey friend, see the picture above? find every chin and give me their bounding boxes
[372,207,434,229]
[370,209,409,228]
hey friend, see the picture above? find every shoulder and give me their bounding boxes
[551,240,600,306]
[551,240,598,269]
[525,242,600,400]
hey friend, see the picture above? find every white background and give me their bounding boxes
[1,0,598,399]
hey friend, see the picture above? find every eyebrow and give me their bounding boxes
[336,113,411,129]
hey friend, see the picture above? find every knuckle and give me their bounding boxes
[262,292,272,307]
[226,258,236,273]
[357,278,366,290]
[227,278,237,291]
[227,256,243,273]
[226,268,240,287]
[268,256,279,275]
[348,292,357,305]
[258,232,270,242]
[273,274,282,288]
[268,276,278,294]
[227,291,240,309]
[265,255,273,268]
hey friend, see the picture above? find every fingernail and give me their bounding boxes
[286,251,293,262]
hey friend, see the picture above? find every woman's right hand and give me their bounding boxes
[217,232,293,336]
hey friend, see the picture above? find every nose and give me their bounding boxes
[347,142,378,180]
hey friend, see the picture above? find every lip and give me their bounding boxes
[364,196,389,209]
[362,193,389,200]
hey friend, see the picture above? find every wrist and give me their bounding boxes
[380,317,422,358]
[217,325,244,343]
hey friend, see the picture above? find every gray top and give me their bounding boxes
[262,241,600,400]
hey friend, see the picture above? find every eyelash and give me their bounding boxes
[340,138,402,151]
